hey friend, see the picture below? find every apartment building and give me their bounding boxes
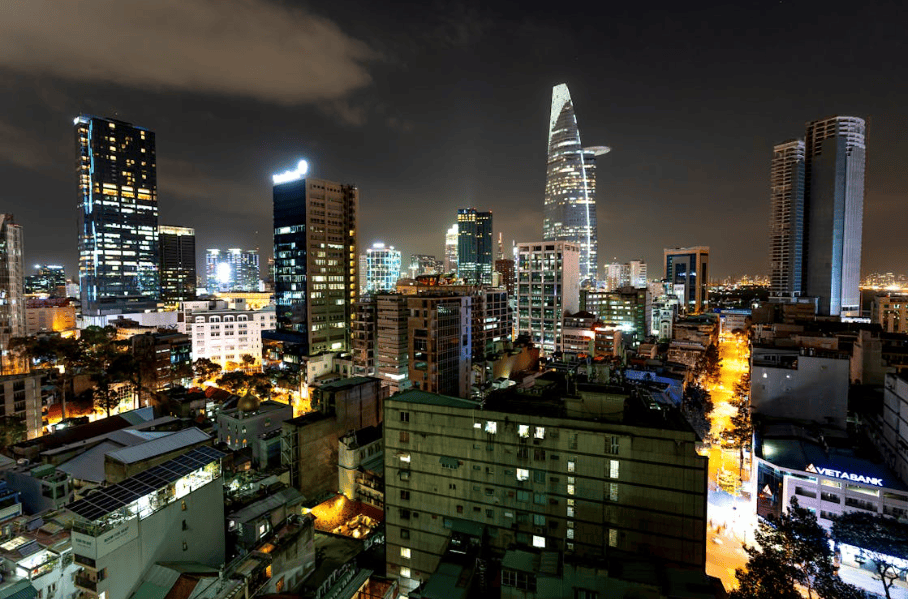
[384,377,708,595]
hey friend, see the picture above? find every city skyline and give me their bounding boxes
[1,1,906,281]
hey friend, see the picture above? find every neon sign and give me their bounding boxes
[272,160,309,185]
[805,464,883,487]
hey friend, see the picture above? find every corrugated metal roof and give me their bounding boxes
[106,428,211,465]
[227,487,303,523]
[0,581,37,599]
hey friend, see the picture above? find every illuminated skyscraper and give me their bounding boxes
[664,247,709,313]
[443,224,458,274]
[543,84,609,285]
[365,243,402,292]
[515,241,580,354]
[769,140,806,299]
[0,214,24,374]
[205,248,260,293]
[272,161,358,359]
[75,115,159,314]
[768,117,866,316]
[24,264,66,297]
[804,116,866,317]
[457,208,493,285]
[158,226,196,303]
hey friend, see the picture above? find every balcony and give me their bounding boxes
[75,574,98,593]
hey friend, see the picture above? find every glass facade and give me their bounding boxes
[543,84,608,285]
[159,226,196,303]
[664,247,709,313]
[365,243,402,292]
[205,248,260,293]
[457,209,493,285]
[75,115,159,312]
[273,178,310,348]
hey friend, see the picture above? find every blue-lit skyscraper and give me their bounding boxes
[543,84,609,285]
[365,243,402,292]
[457,208,493,285]
[804,116,866,317]
[75,115,159,314]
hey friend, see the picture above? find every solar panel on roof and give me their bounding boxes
[66,444,224,522]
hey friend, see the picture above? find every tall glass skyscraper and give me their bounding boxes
[768,116,866,316]
[457,208,493,285]
[75,115,159,314]
[0,214,24,374]
[159,226,196,303]
[543,84,609,285]
[804,116,866,317]
[769,140,806,298]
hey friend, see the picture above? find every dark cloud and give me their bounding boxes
[0,0,377,106]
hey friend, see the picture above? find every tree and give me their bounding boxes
[0,416,27,447]
[82,327,131,417]
[681,383,713,439]
[694,343,722,386]
[832,511,908,599]
[728,393,752,477]
[730,498,867,599]
[10,333,83,420]
[194,358,222,382]
[216,371,252,394]
[241,354,257,371]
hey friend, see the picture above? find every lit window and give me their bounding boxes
[567,460,575,473]
[610,460,619,479]
[567,528,574,539]
[401,547,411,559]
[485,421,497,434]
[473,422,482,429]
[518,425,530,437]
[534,427,545,439]
[532,535,545,548]
[609,529,618,547]
[400,567,411,578]
[400,454,411,463]
[516,468,529,481]
[567,485,575,495]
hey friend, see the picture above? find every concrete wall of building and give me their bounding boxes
[881,374,908,487]
[74,476,225,599]
[752,353,850,428]
[383,395,707,590]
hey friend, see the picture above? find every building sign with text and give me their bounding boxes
[805,464,883,487]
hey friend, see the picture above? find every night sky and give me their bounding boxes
[1,0,906,281]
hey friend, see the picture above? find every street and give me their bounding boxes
[704,333,751,592]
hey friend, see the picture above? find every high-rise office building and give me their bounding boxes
[664,247,710,314]
[205,248,259,293]
[24,264,66,297]
[408,295,471,398]
[515,242,580,354]
[75,115,159,314]
[543,84,609,285]
[0,215,25,375]
[804,116,866,317]
[769,140,806,298]
[272,162,358,359]
[457,209,493,285]
[768,117,866,316]
[443,224,458,274]
[408,254,439,278]
[365,243,402,292]
[628,259,647,288]
[158,226,196,303]
[494,258,515,296]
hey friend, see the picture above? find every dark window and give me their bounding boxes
[401,490,410,501]
[400,431,410,443]
[400,411,410,423]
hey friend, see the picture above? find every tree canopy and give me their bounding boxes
[832,511,908,599]
[730,498,867,599]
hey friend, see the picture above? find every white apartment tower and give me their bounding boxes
[515,242,580,354]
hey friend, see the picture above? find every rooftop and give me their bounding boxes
[390,373,695,434]
[66,446,225,523]
[755,420,907,491]
[315,376,377,392]
[105,428,212,465]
